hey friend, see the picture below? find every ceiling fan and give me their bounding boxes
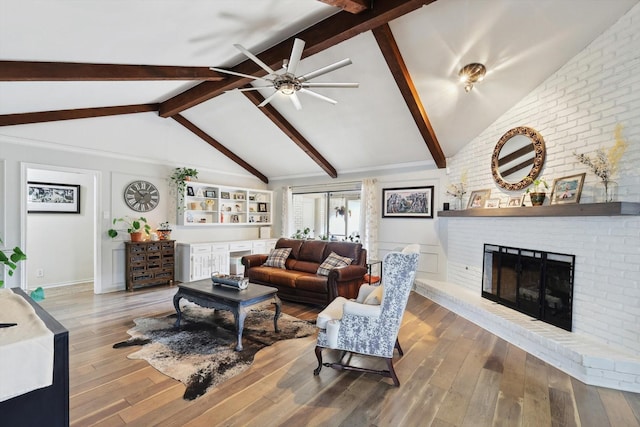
[210,38,359,110]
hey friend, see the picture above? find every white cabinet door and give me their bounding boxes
[191,253,212,281]
[252,241,267,254]
[211,251,230,275]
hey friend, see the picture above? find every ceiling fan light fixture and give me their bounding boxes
[458,63,486,93]
[279,82,296,95]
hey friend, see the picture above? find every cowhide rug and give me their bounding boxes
[113,303,316,400]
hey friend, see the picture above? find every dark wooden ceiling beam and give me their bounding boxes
[317,0,369,14]
[242,91,338,178]
[159,0,436,117]
[171,114,269,184]
[372,23,446,168]
[0,61,224,81]
[0,104,159,126]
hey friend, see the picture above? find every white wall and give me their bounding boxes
[442,3,640,355]
[26,168,94,288]
[0,134,269,293]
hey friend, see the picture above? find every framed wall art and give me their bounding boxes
[484,198,501,209]
[382,186,434,218]
[550,173,585,205]
[258,202,268,212]
[506,195,524,208]
[186,186,195,197]
[28,181,81,214]
[467,189,492,209]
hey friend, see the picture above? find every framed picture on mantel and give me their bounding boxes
[550,173,585,205]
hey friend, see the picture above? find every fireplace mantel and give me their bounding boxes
[438,202,640,217]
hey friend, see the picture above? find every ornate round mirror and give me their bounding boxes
[491,126,546,191]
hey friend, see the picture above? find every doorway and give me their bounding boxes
[22,164,100,293]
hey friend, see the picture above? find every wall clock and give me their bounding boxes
[124,180,159,212]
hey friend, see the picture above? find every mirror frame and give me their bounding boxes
[491,126,546,191]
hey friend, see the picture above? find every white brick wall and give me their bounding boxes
[443,3,640,357]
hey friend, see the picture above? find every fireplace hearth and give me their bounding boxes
[482,244,574,331]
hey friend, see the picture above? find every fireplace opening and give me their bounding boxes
[482,244,575,331]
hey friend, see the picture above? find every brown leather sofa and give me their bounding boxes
[241,238,367,306]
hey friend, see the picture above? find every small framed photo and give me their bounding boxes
[467,189,492,209]
[506,195,524,208]
[186,186,195,197]
[382,186,434,218]
[28,182,81,214]
[550,173,586,205]
[220,191,230,199]
[258,202,268,212]
[204,190,216,198]
[484,198,501,209]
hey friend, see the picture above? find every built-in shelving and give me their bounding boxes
[178,181,272,226]
[438,202,640,218]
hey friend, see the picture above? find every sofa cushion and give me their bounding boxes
[298,240,328,264]
[296,274,329,293]
[363,285,384,305]
[317,252,353,276]
[288,260,321,274]
[268,269,306,288]
[275,238,304,260]
[324,241,363,265]
[263,247,291,269]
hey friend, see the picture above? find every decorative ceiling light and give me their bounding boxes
[458,63,486,93]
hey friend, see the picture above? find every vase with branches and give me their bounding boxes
[446,171,467,210]
[574,124,627,202]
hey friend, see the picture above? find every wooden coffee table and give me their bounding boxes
[173,279,281,351]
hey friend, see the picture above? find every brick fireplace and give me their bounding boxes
[415,212,640,392]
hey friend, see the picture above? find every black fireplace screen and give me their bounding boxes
[482,244,575,331]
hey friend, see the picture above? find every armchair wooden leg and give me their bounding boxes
[386,358,400,386]
[313,346,323,376]
[395,338,404,356]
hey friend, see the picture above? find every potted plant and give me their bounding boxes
[157,221,172,240]
[170,167,199,209]
[108,216,151,242]
[0,237,27,288]
[525,177,549,206]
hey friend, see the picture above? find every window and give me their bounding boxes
[291,185,361,242]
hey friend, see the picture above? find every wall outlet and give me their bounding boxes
[36,268,44,278]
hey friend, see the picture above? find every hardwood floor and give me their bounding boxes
[39,286,640,427]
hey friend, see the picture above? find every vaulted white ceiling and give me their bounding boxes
[1,0,637,183]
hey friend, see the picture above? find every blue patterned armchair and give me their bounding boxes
[313,248,419,386]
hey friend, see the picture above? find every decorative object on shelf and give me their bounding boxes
[550,173,586,205]
[574,123,627,203]
[524,177,549,206]
[205,199,215,211]
[484,198,501,209]
[467,189,492,209]
[170,167,199,210]
[205,190,216,198]
[187,186,195,197]
[220,191,230,199]
[506,195,524,208]
[0,237,27,288]
[124,180,159,212]
[382,186,434,218]
[446,172,467,210]
[258,202,268,213]
[492,127,546,191]
[108,216,151,241]
[157,222,172,240]
[27,181,81,214]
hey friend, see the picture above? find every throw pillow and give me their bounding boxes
[263,247,292,269]
[363,285,384,305]
[317,252,353,276]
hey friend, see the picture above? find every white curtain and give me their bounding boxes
[360,178,378,261]
[281,186,293,238]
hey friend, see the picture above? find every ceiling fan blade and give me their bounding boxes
[301,82,359,88]
[298,58,352,82]
[258,90,280,107]
[209,67,271,82]
[234,44,277,75]
[290,92,302,110]
[286,38,305,75]
[299,88,337,105]
[232,86,274,92]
